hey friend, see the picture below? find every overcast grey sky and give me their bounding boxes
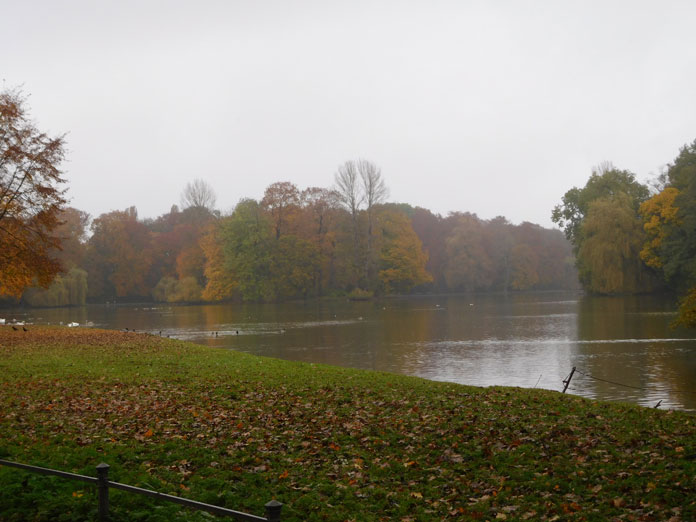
[3,0,695,227]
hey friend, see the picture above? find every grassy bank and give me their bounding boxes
[0,327,694,521]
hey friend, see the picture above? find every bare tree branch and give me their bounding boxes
[180,178,217,210]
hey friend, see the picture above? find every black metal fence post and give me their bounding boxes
[265,500,282,521]
[1,459,274,521]
[96,462,110,521]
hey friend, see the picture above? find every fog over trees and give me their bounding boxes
[2,142,578,306]
[5,90,696,318]
[552,139,696,325]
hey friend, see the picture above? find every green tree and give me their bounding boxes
[552,164,650,249]
[655,140,696,292]
[209,198,322,302]
[219,199,275,301]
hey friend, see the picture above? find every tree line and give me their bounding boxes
[552,138,696,326]
[5,87,695,326]
[9,177,576,307]
[1,88,575,308]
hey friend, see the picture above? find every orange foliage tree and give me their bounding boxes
[0,89,67,297]
[85,207,153,298]
[261,181,301,240]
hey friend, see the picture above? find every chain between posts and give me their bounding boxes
[0,459,281,521]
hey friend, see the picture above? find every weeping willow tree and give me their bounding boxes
[22,268,88,307]
[577,195,659,294]
[152,276,203,303]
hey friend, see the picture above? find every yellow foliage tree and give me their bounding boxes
[200,223,237,301]
[638,187,681,269]
[377,208,431,294]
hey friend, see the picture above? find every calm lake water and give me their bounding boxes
[5,292,696,411]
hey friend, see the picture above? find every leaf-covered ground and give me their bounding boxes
[0,326,694,521]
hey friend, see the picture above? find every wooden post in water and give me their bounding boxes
[562,367,576,394]
[96,463,110,521]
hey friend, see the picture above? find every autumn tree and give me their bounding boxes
[639,187,680,271]
[509,243,539,290]
[298,187,341,293]
[200,221,238,301]
[84,207,153,298]
[646,140,696,291]
[513,222,576,290]
[270,235,322,299]
[376,207,431,294]
[444,213,495,292]
[299,187,339,238]
[261,181,300,240]
[674,287,696,329]
[0,88,67,296]
[410,207,454,291]
[20,207,90,306]
[52,207,90,269]
[146,204,216,301]
[637,139,696,326]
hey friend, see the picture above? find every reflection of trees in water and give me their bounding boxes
[405,294,579,390]
[576,295,696,410]
[11,294,695,410]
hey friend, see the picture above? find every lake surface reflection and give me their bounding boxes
[6,292,696,411]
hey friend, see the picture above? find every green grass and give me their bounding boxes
[0,326,695,521]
